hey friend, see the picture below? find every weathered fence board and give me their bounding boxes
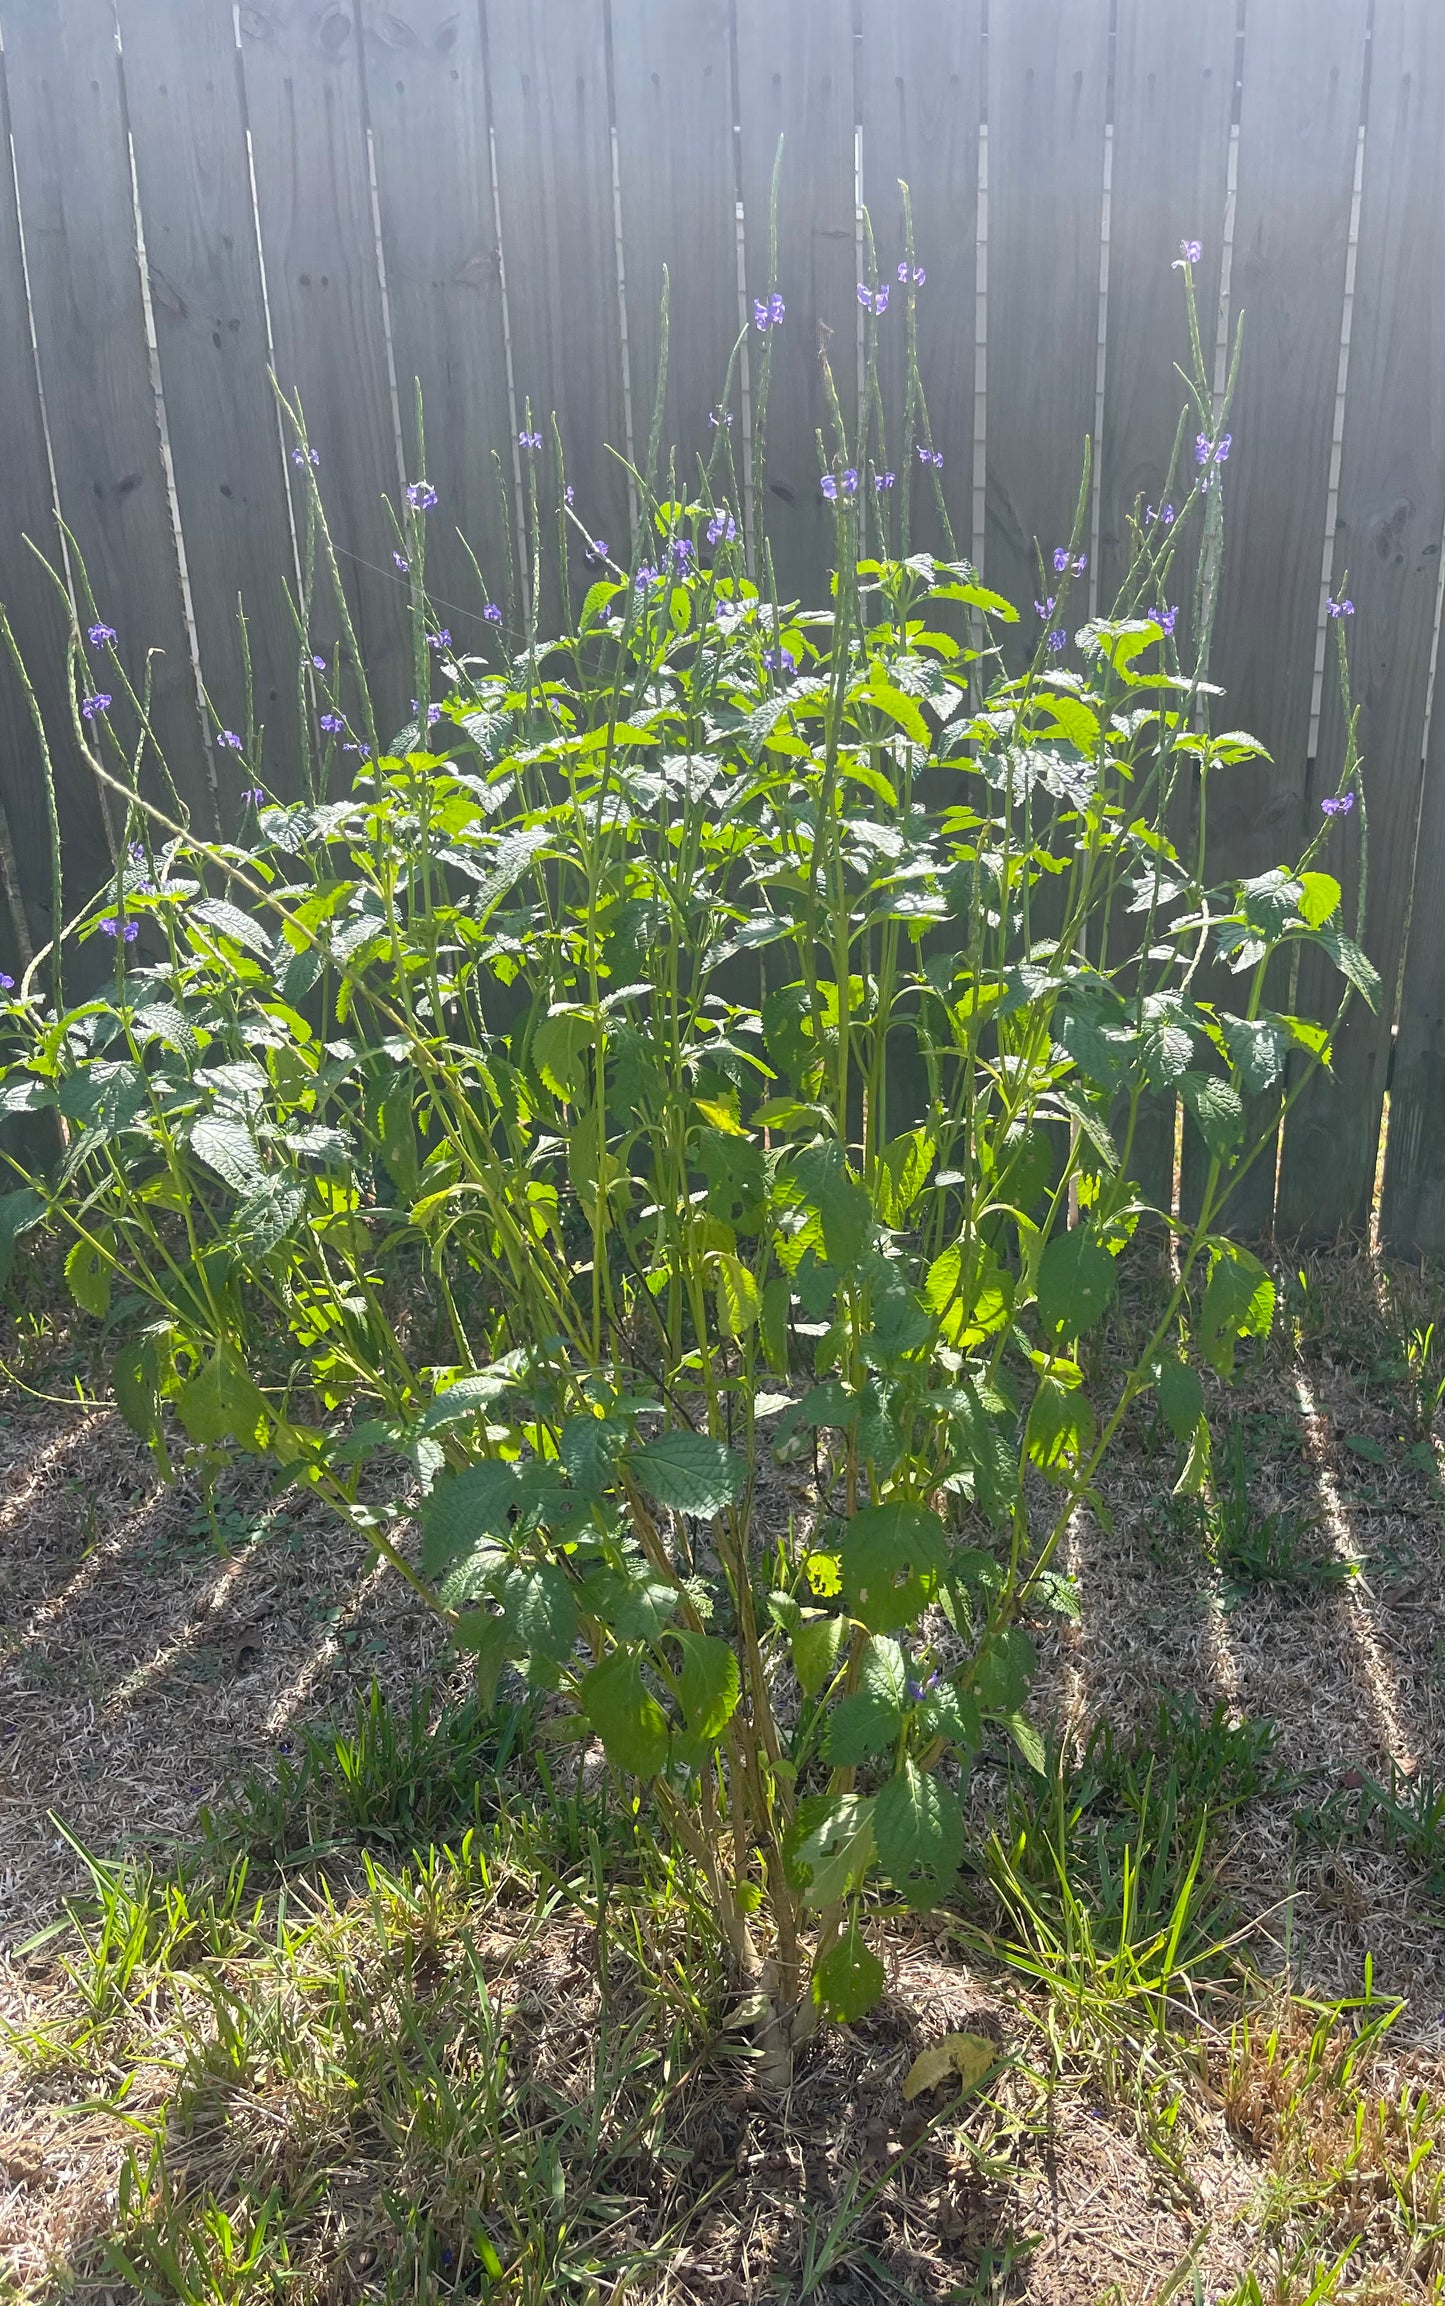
[238,0,410,742]
[117,0,302,809]
[1382,665,1445,1257]
[1,0,209,844]
[734,0,857,610]
[1275,0,1445,1241]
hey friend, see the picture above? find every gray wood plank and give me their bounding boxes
[1381,652,1445,1259]
[360,0,514,650]
[1181,0,1369,1237]
[1275,0,1445,1243]
[610,0,739,509]
[734,0,857,609]
[857,0,982,561]
[984,0,1111,644]
[117,0,302,809]
[1,0,209,841]
[238,0,411,736]
[483,0,627,634]
[0,35,96,956]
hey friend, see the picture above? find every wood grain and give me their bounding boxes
[1274,0,1445,1242]
[118,0,302,810]
[1381,641,1445,1258]
[734,0,857,610]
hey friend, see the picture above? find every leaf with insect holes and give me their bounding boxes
[630,1429,747,1518]
[1034,1227,1116,1341]
[902,2032,997,2100]
[841,1501,948,1633]
[175,1348,269,1450]
[580,1648,669,1779]
[420,1460,565,1578]
[873,1763,965,1909]
[65,1232,111,1318]
[812,1932,885,2024]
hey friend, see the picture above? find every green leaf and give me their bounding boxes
[1314,929,1382,1010]
[175,1347,269,1450]
[495,1562,578,1663]
[454,1609,509,1711]
[559,1413,627,1498]
[673,1631,740,1739]
[1345,1432,1388,1466]
[190,1115,260,1193]
[1297,871,1341,930]
[579,1648,669,1779]
[973,1626,1036,1713]
[877,1129,935,1225]
[788,1142,872,1273]
[630,1429,747,1518]
[1026,1374,1096,1476]
[788,1792,876,1909]
[841,1501,948,1633]
[791,1612,847,1698]
[533,1010,593,1100]
[1199,1242,1275,1378]
[866,667,930,746]
[578,1563,679,1643]
[872,1763,964,1910]
[1154,1355,1204,1446]
[65,1232,111,1318]
[113,1337,162,1447]
[1034,1227,1116,1342]
[1179,1072,1245,1159]
[378,1076,419,1196]
[1003,1711,1046,1775]
[713,1251,761,1338]
[811,1930,885,2024]
[420,1460,564,1578]
[825,1636,906,1764]
[190,896,274,962]
[1217,1015,1289,1095]
[232,1175,307,1257]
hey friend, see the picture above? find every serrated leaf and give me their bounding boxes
[630,1429,746,1518]
[232,1174,307,1256]
[1180,1071,1245,1158]
[1314,929,1381,1010]
[673,1630,740,1739]
[789,1793,876,1909]
[1154,1355,1204,1446]
[713,1251,761,1338]
[1298,871,1341,930]
[1217,1015,1289,1095]
[175,1347,269,1450]
[877,1128,935,1225]
[113,1336,162,1446]
[1003,1711,1046,1775]
[811,1931,885,2024]
[841,1501,947,1632]
[190,896,274,962]
[533,1010,593,1100]
[191,1114,260,1192]
[420,1460,565,1578]
[791,1613,847,1698]
[825,1635,907,1764]
[65,1231,112,1318]
[1199,1242,1275,1378]
[1035,1227,1116,1341]
[495,1562,577,1663]
[873,1763,964,1910]
[579,1648,669,1778]
[1026,1374,1096,1476]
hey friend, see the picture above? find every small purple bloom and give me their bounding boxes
[1195,433,1211,466]
[1159,604,1178,636]
[1034,596,1056,620]
[873,470,895,492]
[1327,597,1355,619]
[762,646,796,677]
[768,291,784,325]
[585,536,608,565]
[634,563,659,590]
[913,265,926,284]
[1180,239,1202,264]
[1321,791,1355,817]
[753,300,769,332]
[708,408,734,430]
[291,445,320,468]
[87,622,116,648]
[392,551,410,574]
[319,711,345,734]
[669,537,694,575]
[426,703,442,727]
[1046,629,1067,654]
[243,786,265,804]
[898,260,909,281]
[706,512,737,547]
[426,629,452,652]
[564,483,575,507]
[821,475,838,502]
[101,916,139,942]
[0,974,12,991]
[841,468,858,496]
[217,729,243,749]
[310,653,326,671]
[1215,433,1231,463]
[857,282,871,309]
[81,693,110,720]
[483,602,502,623]
[1073,553,1087,574]
[1052,547,1071,573]
[342,742,372,758]
[916,445,942,469]
[406,480,438,512]
[518,429,542,450]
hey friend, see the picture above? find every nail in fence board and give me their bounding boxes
[238,0,410,739]
[1382,647,1445,1258]
[734,0,857,611]
[1,0,209,843]
[611,0,740,504]
[983,0,1111,654]
[857,0,982,561]
[360,0,514,651]
[1098,0,1237,1210]
[1275,0,1445,1243]
[117,0,302,808]
[483,0,628,637]
[1180,0,1369,1237]
[0,38,92,955]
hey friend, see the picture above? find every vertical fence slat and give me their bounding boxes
[1180,0,1369,1236]
[238,0,410,736]
[1382,643,1445,1259]
[611,0,739,505]
[857,0,982,558]
[0,40,88,953]
[984,0,1111,637]
[734,0,856,609]
[1,0,209,842]
[1275,0,1445,1242]
[483,0,627,630]
[117,0,301,804]
[360,0,514,646]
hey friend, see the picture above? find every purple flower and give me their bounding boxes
[243,786,265,804]
[898,260,909,281]
[392,551,410,574]
[841,468,858,496]
[483,602,502,623]
[87,622,116,648]
[762,646,796,677]
[319,711,345,734]
[1159,604,1178,636]
[754,292,785,332]
[634,563,659,590]
[856,283,889,315]
[585,536,608,565]
[1327,597,1355,619]
[1180,239,1202,264]
[1052,547,1071,573]
[1146,502,1177,528]
[0,974,12,991]
[1033,596,1056,620]
[769,291,784,325]
[1215,433,1231,463]
[1321,791,1355,816]
[426,629,452,651]
[916,445,943,469]
[291,445,319,468]
[913,266,926,284]
[426,703,442,727]
[406,480,438,512]
[706,512,737,546]
[873,470,895,492]
[753,300,769,332]
[1073,553,1087,574]
[564,484,575,507]
[310,653,326,672]
[1196,432,1231,471]
[81,693,110,720]
[1046,629,1067,654]
[100,916,139,942]
[821,475,838,502]
[342,741,372,758]
[708,408,734,429]
[1195,433,1211,466]
[217,729,243,749]
[518,429,542,450]
[669,537,694,575]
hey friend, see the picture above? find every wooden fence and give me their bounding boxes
[0,0,1440,1254]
